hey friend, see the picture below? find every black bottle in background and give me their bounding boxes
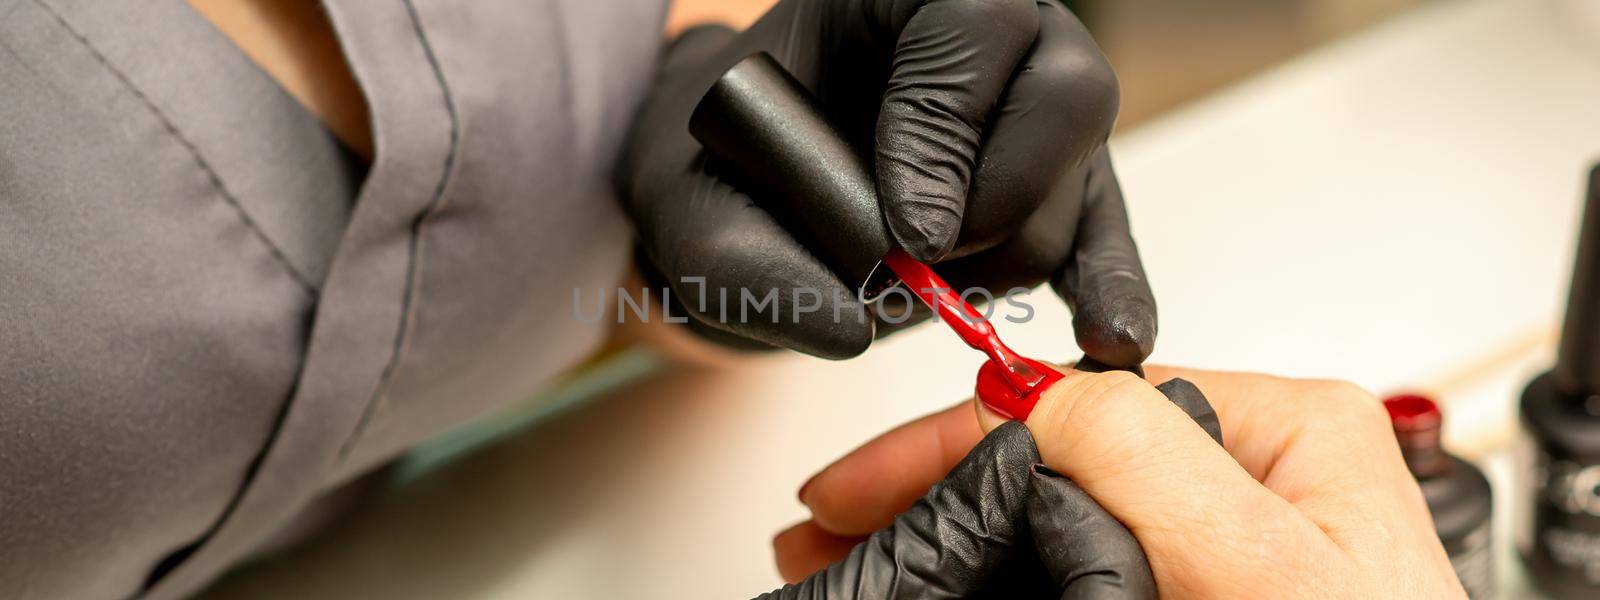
[1385,394,1495,598]
[1518,164,1600,599]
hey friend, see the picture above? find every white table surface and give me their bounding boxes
[203,0,1600,597]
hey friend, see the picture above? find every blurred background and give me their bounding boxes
[201,0,1600,598]
[667,0,1431,127]
[1083,0,1424,125]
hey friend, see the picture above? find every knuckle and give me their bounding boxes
[1301,377,1366,402]
[1026,369,1179,466]
[1027,46,1119,132]
[664,221,742,275]
[1073,370,1148,412]
[1091,369,1148,394]
[1321,379,1380,410]
[953,0,1039,32]
[1347,398,1394,440]
[1034,370,1145,434]
[806,315,874,359]
[1300,378,1389,432]
[1322,378,1372,400]
[1035,45,1117,95]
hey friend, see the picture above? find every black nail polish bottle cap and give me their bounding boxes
[1517,163,1600,600]
[689,52,897,302]
[1554,165,1600,400]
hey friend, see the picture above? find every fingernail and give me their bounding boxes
[798,473,819,505]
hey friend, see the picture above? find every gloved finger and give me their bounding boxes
[638,249,778,353]
[624,28,876,359]
[757,422,1041,599]
[869,0,1041,261]
[1027,466,1156,600]
[867,287,1040,341]
[772,520,865,584]
[636,176,875,359]
[796,365,1216,542]
[1154,378,1222,446]
[798,400,985,535]
[867,172,1090,340]
[1021,379,1214,600]
[863,158,1084,351]
[1052,150,1157,369]
[663,23,739,73]
[783,370,1220,595]
[1071,355,1144,379]
[956,0,1120,258]
[961,541,1062,599]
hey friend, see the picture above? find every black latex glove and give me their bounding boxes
[621,1,1152,365]
[754,378,1221,599]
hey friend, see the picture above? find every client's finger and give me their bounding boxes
[805,367,1222,536]
[1141,366,1406,492]
[1029,466,1156,600]
[761,423,1044,598]
[799,400,984,535]
[1140,366,1433,560]
[1004,370,1336,587]
[772,521,863,584]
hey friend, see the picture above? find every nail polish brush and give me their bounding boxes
[881,249,1062,418]
[689,52,1060,418]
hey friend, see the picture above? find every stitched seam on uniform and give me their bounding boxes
[337,0,461,460]
[135,357,306,595]
[549,0,578,158]
[31,0,318,298]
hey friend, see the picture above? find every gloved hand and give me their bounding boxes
[621,1,1152,365]
[757,376,1221,599]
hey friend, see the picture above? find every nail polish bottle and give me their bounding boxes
[1517,164,1600,599]
[1385,394,1495,598]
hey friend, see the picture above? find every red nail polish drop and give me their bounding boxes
[882,250,1061,420]
[975,356,1063,420]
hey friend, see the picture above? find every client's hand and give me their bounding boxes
[759,375,1217,599]
[782,367,1465,598]
[756,421,1151,599]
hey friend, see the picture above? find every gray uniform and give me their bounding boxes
[0,0,664,597]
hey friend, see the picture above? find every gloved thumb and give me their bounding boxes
[1028,465,1155,600]
[998,375,1219,600]
[754,422,1041,599]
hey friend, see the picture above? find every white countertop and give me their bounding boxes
[203,0,1600,597]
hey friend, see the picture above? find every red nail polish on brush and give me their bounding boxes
[689,53,1062,419]
[882,250,1061,419]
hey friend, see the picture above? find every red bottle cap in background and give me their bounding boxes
[1383,394,1450,477]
